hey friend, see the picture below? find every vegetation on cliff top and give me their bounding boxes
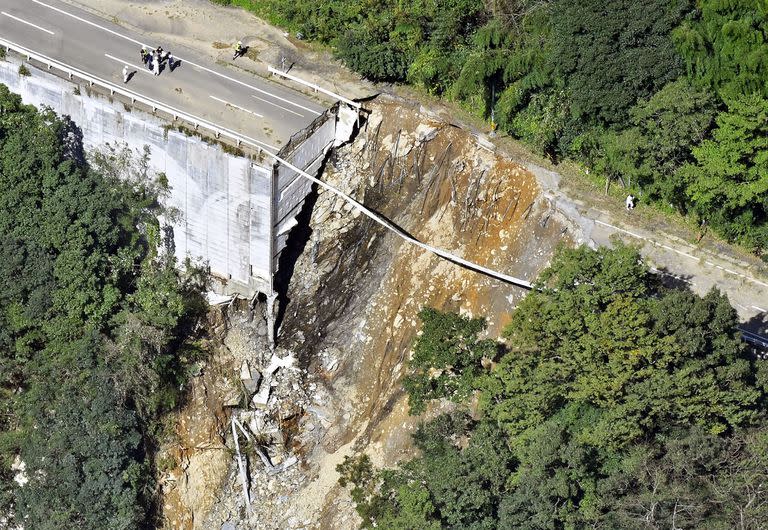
[339,244,768,528]
[0,85,207,529]
[214,0,768,257]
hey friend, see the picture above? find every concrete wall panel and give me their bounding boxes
[0,59,340,297]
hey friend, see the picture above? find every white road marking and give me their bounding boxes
[2,11,55,35]
[753,306,767,312]
[104,53,150,74]
[32,0,142,44]
[32,0,322,115]
[210,95,264,118]
[594,219,768,288]
[188,63,319,115]
[1,35,280,153]
[251,94,304,117]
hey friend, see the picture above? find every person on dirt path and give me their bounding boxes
[625,194,635,211]
[233,40,244,60]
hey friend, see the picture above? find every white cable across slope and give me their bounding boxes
[267,151,534,290]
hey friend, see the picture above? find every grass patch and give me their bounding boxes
[18,64,30,77]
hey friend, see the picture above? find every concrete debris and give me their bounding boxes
[250,352,297,409]
[242,411,279,438]
[239,361,261,396]
[334,105,359,147]
[319,347,340,372]
[206,292,236,306]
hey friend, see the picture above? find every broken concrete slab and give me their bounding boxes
[239,360,261,395]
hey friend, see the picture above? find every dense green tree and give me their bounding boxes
[14,358,144,530]
[340,414,515,529]
[548,0,692,145]
[674,0,768,100]
[597,79,718,206]
[402,308,498,414]
[0,84,206,525]
[481,244,760,448]
[678,95,768,253]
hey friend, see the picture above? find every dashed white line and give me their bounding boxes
[189,64,319,116]
[32,0,322,115]
[210,95,263,118]
[595,219,698,261]
[251,94,304,117]
[32,0,142,44]
[2,11,55,35]
[594,219,768,288]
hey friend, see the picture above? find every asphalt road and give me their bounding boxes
[0,0,327,151]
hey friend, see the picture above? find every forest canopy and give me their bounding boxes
[0,85,207,529]
[214,0,768,257]
[338,244,768,528]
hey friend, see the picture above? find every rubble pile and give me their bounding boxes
[188,305,346,529]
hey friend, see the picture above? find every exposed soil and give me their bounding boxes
[154,93,570,529]
[266,95,569,528]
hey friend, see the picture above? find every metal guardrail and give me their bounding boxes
[0,36,275,153]
[268,66,361,109]
[739,327,768,350]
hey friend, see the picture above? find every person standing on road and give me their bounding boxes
[140,47,150,68]
[122,65,130,83]
[153,53,160,76]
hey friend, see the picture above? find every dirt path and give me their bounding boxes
[512,155,768,329]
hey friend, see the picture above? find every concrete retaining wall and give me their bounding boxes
[0,56,342,297]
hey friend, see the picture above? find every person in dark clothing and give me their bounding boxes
[140,47,150,68]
